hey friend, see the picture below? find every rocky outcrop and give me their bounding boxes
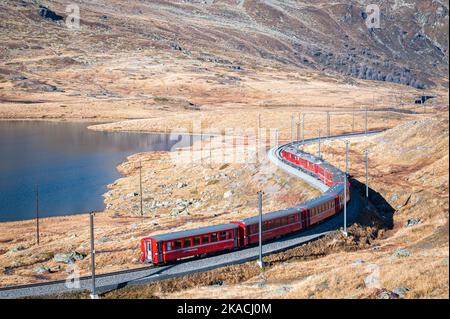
[38,6,64,22]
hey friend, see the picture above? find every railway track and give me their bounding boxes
[0,130,383,299]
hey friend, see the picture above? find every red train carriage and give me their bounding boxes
[231,206,304,247]
[303,194,338,225]
[140,142,352,266]
[281,149,338,187]
[140,224,239,265]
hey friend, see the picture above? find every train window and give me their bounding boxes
[174,240,182,250]
[184,239,191,248]
[193,237,200,246]
[219,232,226,241]
[211,233,218,242]
[289,215,295,223]
[202,235,210,244]
[166,242,171,251]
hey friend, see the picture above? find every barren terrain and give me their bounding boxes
[0,0,448,298]
[100,116,450,299]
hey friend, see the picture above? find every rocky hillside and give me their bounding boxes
[0,0,448,91]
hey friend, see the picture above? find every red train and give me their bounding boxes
[140,143,350,265]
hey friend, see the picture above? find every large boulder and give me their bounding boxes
[53,251,85,264]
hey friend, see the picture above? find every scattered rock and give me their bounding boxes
[352,259,364,266]
[96,236,111,244]
[3,267,13,275]
[10,75,27,81]
[223,190,234,199]
[33,266,51,274]
[177,182,188,188]
[364,273,379,288]
[11,245,26,252]
[392,248,411,259]
[15,80,60,92]
[404,218,422,227]
[255,282,266,288]
[125,192,139,198]
[274,286,292,295]
[375,288,400,299]
[392,287,410,298]
[316,281,329,291]
[53,251,86,264]
[390,193,399,202]
[209,280,224,287]
[49,265,61,273]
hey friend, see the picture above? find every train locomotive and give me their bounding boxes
[140,142,350,265]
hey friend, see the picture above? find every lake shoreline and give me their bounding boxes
[0,120,204,222]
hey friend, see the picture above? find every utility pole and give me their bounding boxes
[139,160,143,218]
[317,129,321,158]
[343,140,349,237]
[209,135,212,168]
[296,121,300,143]
[290,115,294,143]
[89,212,98,299]
[326,111,330,137]
[365,104,368,136]
[275,129,279,148]
[352,108,355,132]
[257,191,264,268]
[301,113,305,144]
[365,149,369,207]
[35,184,40,246]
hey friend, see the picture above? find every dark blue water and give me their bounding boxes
[0,121,200,222]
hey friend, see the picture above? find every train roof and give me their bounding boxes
[148,223,239,241]
[282,143,346,184]
[327,183,344,194]
[300,193,336,209]
[238,205,302,225]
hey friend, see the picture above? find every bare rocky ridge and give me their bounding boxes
[0,0,448,91]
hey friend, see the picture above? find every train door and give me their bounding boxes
[306,210,310,227]
[145,239,153,263]
[301,210,309,229]
[157,242,164,264]
[233,228,238,247]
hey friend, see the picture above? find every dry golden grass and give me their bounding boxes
[122,117,448,299]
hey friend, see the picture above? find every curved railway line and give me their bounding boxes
[0,130,383,298]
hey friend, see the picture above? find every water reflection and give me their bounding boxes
[0,121,201,222]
